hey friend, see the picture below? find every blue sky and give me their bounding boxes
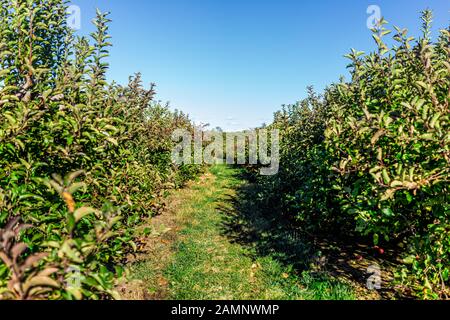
[72,0,449,131]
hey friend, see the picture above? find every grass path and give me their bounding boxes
[125,165,355,300]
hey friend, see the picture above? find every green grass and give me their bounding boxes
[158,165,355,300]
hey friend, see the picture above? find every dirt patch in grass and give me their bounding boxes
[117,177,204,300]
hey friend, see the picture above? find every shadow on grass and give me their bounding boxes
[217,169,410,300]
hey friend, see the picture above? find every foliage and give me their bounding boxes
[0,0,201,299]
[256,11,449,298]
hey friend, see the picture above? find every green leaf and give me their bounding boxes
[373,234,379,246]
[73,207,98,223]
[381,208,394,217]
